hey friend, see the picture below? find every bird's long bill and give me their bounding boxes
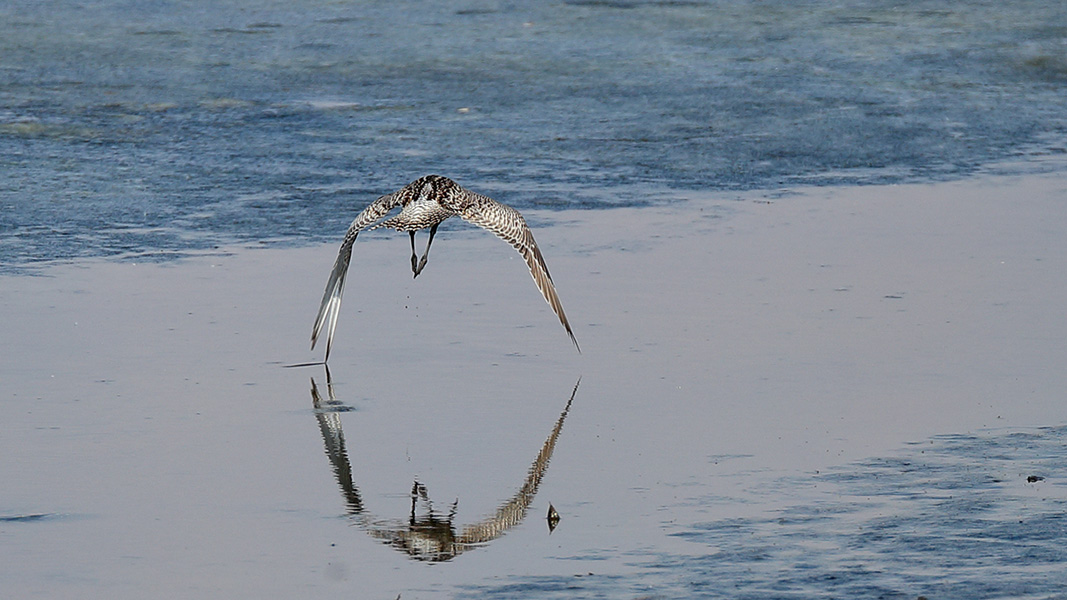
[311,238,355,361]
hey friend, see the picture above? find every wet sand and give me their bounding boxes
[3,164,1067,598]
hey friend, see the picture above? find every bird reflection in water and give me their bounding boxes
[310,368,578,562]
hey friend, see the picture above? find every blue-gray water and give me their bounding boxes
[2,0,1067,269]
[5,3,1067,597]
[462,426,1067,599]
[5,171,1067,597]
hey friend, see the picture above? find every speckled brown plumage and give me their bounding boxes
[311,175,579,361]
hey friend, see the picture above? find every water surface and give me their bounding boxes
[4,169,1067,598]
[4,1,1067,597]
[3,0,1067,268]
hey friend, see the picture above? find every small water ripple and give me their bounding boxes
[461,425,1067,599]
[3,0,1067,269]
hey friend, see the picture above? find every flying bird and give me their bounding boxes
[311,175,579,361]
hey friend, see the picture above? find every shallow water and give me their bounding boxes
[4,167,1067,598]
[464,426,1067,599]
[3,0,1067,268]
[5,1,1067,597]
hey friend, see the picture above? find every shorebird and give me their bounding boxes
[311,175,579,361]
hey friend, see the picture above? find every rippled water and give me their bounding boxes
[3,0,1067,268]
[460,426,1067,599]
[4,2,1067,598]
[4,176,1067,597]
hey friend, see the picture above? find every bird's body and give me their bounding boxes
[312,175,579,361]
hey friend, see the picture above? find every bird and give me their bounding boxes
[311,175,579,361]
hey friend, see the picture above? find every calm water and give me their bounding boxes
[4,2,1067,598]
[5,175,1067,598]
[461,427,1067,599]
[2,0,1067,269]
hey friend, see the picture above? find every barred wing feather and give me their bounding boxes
[311,193,402,360]
[459,196,580,352]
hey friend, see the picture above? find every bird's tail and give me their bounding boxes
[311,236,355,362]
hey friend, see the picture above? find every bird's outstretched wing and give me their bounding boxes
[457,194,580,352]
[312,192,403,361]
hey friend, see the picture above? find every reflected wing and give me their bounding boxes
[457,194,580,352]
[458,377,579,544]
[310,372,364,514]
[311,192,403,361]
